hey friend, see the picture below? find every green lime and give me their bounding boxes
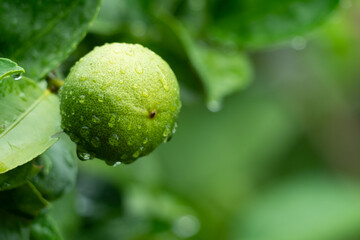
[59,43,181,165]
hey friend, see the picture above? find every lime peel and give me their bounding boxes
[59,43,181,165]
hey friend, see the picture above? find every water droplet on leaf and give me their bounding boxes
[207,100,222,112]
[12,73,22,80]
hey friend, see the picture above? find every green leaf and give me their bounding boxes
[0,181,48,217]
[209,0,339,48]
[190,45,252,111]
[31,135,78,201]
[231,174,360,240]
[0,0,102,80]
[0,58,25,80]
[163,15,252,108]
[0,209,31,240]
[0,160,42,191]
[0,77,61,174]
[30,214,62,240]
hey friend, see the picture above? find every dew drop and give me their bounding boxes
[98,94,104,102]
[125,49,135,56]
[76,146,94,161]
[79,95,85,103]
[172,122,178,134]
[135,63,143,74]
[108,114,116,128]
[92,115,101,123]
[108,134,119,146]
[113,161,122,167]
[142,90,149,98]
[207,100,222,112]
[91,136,101,148]
[132,150,141,158]
[80,126,90,138]
[12,73,22,80]
[157,65,169,91]
[102,80,113,90]
[163,125,171,137]
[163,125,172,142]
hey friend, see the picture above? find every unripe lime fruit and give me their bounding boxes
[59,43,181,165]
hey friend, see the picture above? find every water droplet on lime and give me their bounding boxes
[98,94,104,102]
[109,134,119,146]
[76,146,94,161]
[91,137,101,148]
[80,126,90,138]
[92,115,101,123]
[79,95,85,103]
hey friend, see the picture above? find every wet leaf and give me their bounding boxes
[163,15,252,107]
[0,181,48,217]
[0,209,31,240]
[31,135,78,201]
[209,0,339,48]
[0,77,61,174]
[0,160,41,191]
[0,58,25,80]
[30,214,62,240]
[0,0,102,80]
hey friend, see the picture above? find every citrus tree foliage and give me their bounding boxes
[4,0,360,240]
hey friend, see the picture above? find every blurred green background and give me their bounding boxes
[48,0,360,239]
